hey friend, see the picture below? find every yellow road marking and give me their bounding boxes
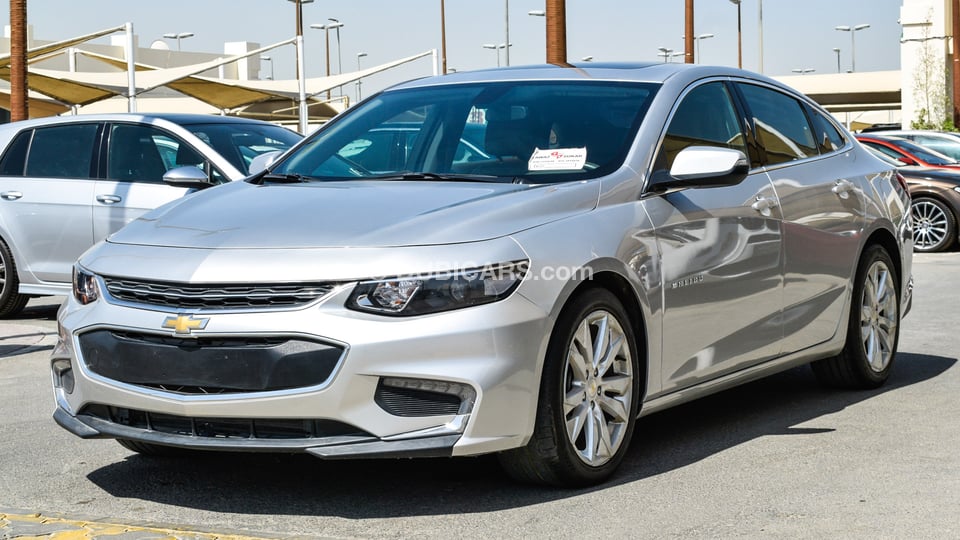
[0,512,272,539]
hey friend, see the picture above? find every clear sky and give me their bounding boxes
[4,0,904,96]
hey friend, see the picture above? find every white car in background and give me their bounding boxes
[0,113,301,316]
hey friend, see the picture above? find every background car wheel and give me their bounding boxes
[912,197,956,252]
[812,245,900,389]
[0,238,29,318]
[498,288,640,487]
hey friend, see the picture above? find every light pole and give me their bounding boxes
[682,33,714,64]
[162,32,194,51]
[832,47,841,73]
[835,23,870,72]
[287,0,314,134]
[311,21,344,98]
[260,55,274,80]
[482,43,508,67]
[729,0,742,68]
[759,0,764,73]
[356,52,367,102]
[791,68,815,75]
[327,18,343,75]
[504,0,511,66]
[657,47,684,63]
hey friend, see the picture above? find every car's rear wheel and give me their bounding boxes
[912,197,956,252]
[0,238,29,318]
[498,288,640,487]
[812,245,900,389]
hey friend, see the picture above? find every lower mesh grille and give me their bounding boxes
[375,382,462,417]
[79,330,343,394]
[82,404,370,440]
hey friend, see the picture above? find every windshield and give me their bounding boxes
[272,81,657,183]
[187,123,302,175]
[892,138,958,165]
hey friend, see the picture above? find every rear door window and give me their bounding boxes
[25,124,99,178]
[737,83,817,165]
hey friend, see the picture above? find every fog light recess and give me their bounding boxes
[376,377,477,417]
[52,358,75,394]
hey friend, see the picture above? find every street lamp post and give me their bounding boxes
[260,55,274,80]
[504,0,511,66]
[835,23,870,72]
[832,47,841,73]
[162,32,194,51]
[482,43,508,67]
[657,47,684,63]
[729,0,742,68]
[356,52,367,102]
[328,18,343,75]
[682,33,714,64]
[310,21,344,99]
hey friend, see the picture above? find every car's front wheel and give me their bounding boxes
[912,197,956,252]
[812,244,900,388]
[0,238,29,318]
[498,288,640,487]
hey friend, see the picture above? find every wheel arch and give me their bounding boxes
[544,263,651,406]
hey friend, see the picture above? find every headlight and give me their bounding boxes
[347,260,528,316]
[72,265,99,305]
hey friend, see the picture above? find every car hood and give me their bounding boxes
[899,165,960,184]
[108,179,599,249]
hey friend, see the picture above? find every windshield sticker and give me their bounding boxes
[528,147,588,171]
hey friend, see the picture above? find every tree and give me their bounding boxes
[911,9,955,131]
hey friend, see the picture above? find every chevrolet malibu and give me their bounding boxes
[52,63,913,487]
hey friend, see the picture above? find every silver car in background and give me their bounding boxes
[0,113,301,316]
[52,64,913,487]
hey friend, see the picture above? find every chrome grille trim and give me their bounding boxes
[101,277,339,310]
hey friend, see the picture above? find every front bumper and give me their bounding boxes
[52,282,550,459]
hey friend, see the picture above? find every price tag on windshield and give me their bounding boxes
[528,147,588,171]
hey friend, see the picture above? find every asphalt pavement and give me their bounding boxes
[1,252,958,539]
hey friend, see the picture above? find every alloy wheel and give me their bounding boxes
[859,260,898,373]
[912,199,949,250]
[563,309,634,467]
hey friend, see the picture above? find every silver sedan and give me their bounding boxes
[52,63,913,487]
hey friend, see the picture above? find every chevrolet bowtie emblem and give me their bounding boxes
[161,314,209,334]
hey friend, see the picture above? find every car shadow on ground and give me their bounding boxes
[85,351,955,518]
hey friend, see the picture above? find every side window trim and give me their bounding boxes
[726,80,765,169]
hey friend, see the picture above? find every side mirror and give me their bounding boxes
[248,150,283,175]
[650,146,749,191]
[163,166,214,190]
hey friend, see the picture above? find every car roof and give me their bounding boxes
[385,62,794,95]
[0,112,281,131]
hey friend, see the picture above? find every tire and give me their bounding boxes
[912,197,956,252]
[117,439,189,456]
[0,238,29,318]
[812,245,900,389]
[498,288,641,487]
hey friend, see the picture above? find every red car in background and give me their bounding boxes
[857,134,960,170]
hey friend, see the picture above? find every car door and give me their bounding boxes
[735,82,866,354]
[93,123,192,241]
[0,123,100,284]
[648,81,784,393]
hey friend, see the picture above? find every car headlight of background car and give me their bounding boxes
[347,260,528,316]
[72,265,99,305]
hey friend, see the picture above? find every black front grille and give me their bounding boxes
[102,276,338,310]
[82,404,369,440]
[375,382,462,417]
[79,330,343,394]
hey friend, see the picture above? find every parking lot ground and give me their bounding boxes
[0,510,276,540]
[0,252,957,539]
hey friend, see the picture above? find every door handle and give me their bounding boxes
[1,191,23,201]
[96,194,122,204]
[831,179,855,199]
[751,195,778,217]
